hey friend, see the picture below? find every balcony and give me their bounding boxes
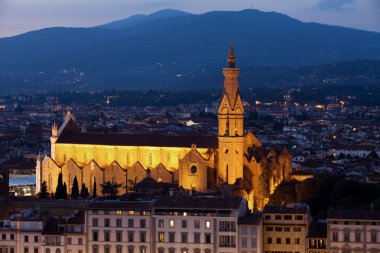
[219,244,236,248]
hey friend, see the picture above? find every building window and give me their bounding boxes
[181,248,188,253]
[182,220,187,228]
[286,238,291,244]
[264,215,270,220]
[295,238,300,244]
[116,246,122,253]
[194,233,200,244]
[92,246,99,253]
[104,231,110,241]
[25,235,29,242]
[205,221,211,229]
[242,238,247,248]
[140,219,146,228]
[241,226,247,235]
[33,235,38,242]
[169,232,175,243]
[371,231,377,243]
[104,218,110,227]
[78,238,83,245]
[169,220,175,228]
[67,237,72,245]
[128,232,134,242]
[169,248,175,253]
[332,231,338,242]
[293,227,301,232]
[266,227,273,231]
[116,231,122,242]
[93,231,98,241]
[34,248,39,253]
[128,247,134,253]
[251,238,257,248]
[10,234,14,240]
[128,219,134,228]
[158,232,165,242]
[295,215,303,220]
[158,219,164,228]
[194,220,200,229]
[139,246,146,253]
[92,218,98,227]
[344,232,350,242]
[205,234,211,244]
[116,218,122,227]
[284,215,292,220]
[181,233,188,243]
[24,248,29,253]
[275,215,281,220]
[56,250,60,253]
[46,249,50,253]
[267,237,272,244]
[355,232,361,242]
[276,238,281,244]
[140,232,146,243]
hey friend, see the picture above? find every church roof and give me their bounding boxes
[56,131,217,149]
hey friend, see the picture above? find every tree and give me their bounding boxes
[63,183,68,199]
[101,181,123,198]
[92,178,97,198]
[80,183,89,198]
[38,181,49,199]
[71,176,79,199]
[269,181,297,205]
[55,173,64,199]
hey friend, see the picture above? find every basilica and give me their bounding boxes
[36,42,292,210]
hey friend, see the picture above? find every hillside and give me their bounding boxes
[0,9,380,93]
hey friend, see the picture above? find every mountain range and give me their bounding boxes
[0,9,380,94]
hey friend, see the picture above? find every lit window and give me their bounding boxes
[206,221,211,229]
[116,210,122,215]
[158,232,165,242]
[169,220,175,228]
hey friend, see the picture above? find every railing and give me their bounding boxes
[219,244,236,248]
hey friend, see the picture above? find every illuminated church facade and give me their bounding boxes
[36,42,291,210]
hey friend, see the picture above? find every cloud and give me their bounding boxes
[317,0,355,10]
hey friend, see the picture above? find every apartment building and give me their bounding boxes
[238,215,262,253]
[86,201,153,253]
[0,208,85,253]
[153,196,247,253]
[307,222,327,253]
[262,204,311,253]
[327,209,380,253]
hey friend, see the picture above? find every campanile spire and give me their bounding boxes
[227,39,236,68]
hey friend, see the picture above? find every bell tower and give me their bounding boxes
[217,40,244,184]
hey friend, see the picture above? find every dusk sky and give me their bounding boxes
[0,0,379,38]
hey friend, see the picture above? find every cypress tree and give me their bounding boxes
[38,180,49,199]
[55,173,63,199]
[92,178,97,198]
[80,183,89,198]
[71,176,79,199]
[63,182,68,199]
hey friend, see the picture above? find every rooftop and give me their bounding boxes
[154,196,243,210]
[263,205,309,214]
[327,209,380,220]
